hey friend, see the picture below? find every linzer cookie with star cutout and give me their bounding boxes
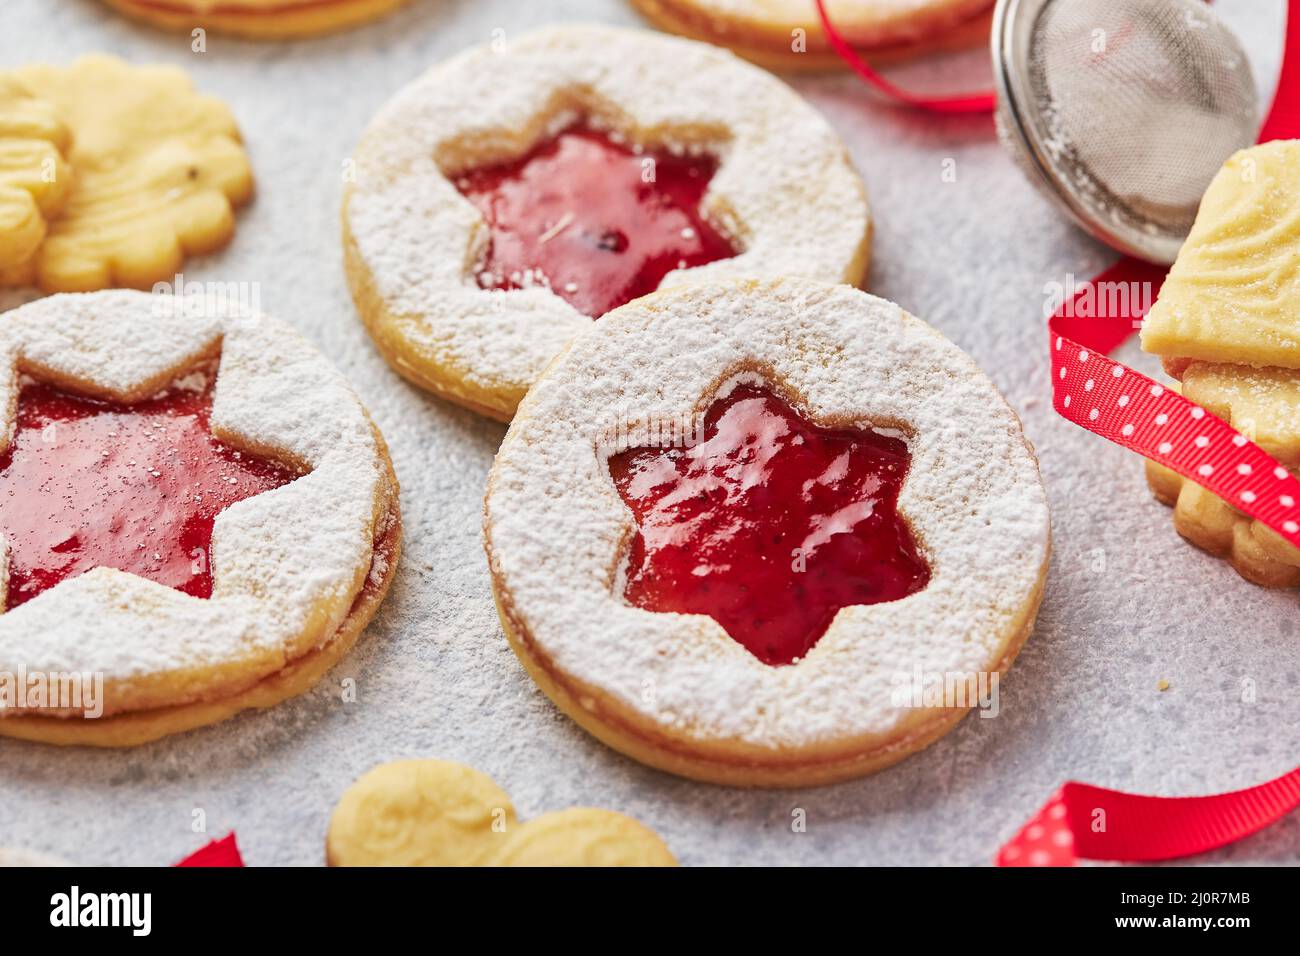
[343,24,870,422]
[484,278,1051,787]
[0,290,401,746]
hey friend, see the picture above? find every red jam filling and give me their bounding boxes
[456,126,736,318]
[608,384,931,666]
[0,370,296,611]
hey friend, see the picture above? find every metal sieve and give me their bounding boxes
[992,0,1260,263]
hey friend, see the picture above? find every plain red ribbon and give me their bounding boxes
[998,770,1300,866]
[812,0,996,113]
[175,832,244,867]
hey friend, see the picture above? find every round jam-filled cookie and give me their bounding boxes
[484,278,1050,787]
[101,0,411,39]
[0,56,253,294]
[630,0,994,71]
[0,290,401,746]
[343,25,870,422]
[327,759,677,867]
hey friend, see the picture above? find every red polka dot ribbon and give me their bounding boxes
[999,0,1300,865]
[1050,258,1300,552]
[1045,0,1300,553]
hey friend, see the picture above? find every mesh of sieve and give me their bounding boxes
[993,0,1259,263]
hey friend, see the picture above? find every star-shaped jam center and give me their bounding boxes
[608,384,931,666]
[0,365,297,611]
[455,124,736,318]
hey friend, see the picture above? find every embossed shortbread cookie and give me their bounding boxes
[0,290,401,746]
[1140,141,1300,587]
[1,56,253,293]
[1145,368,1300,588]
[344,25,870,421]
[484,278,1051,787]
[1141,141,1300,371]
[101,0,411,39]
[630,0,994,70]
[327,759,676,866]
[0,77,70,280]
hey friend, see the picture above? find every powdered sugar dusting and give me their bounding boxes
[0,290,388,711]
[0,0,1290,869]
[485,278,1050,748]
[345,24,869,406]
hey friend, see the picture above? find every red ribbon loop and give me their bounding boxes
[812,0,996,114]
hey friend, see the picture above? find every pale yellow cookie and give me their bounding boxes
[487,809,678,867]
[0,77,71,280]
[630,0,994,71]
[1181,363,1300,468]
[326,760,517,867]
[327,759,678,867]
[1140,141,1300,371]
[1,56,252,293]
[1144,366,1300,588]
[101,0,412,40]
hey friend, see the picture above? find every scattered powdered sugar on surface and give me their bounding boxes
[346,23,869,394]
[0,291,384,691]
[0,847,70,866]
[0,0,1293,868]
[486,278,1050,747]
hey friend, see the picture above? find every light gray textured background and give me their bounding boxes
[1,0,1295,866]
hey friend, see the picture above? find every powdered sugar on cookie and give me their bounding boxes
[485,278,1050,752]
[0,290,391,716]
[344,24,869,418]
